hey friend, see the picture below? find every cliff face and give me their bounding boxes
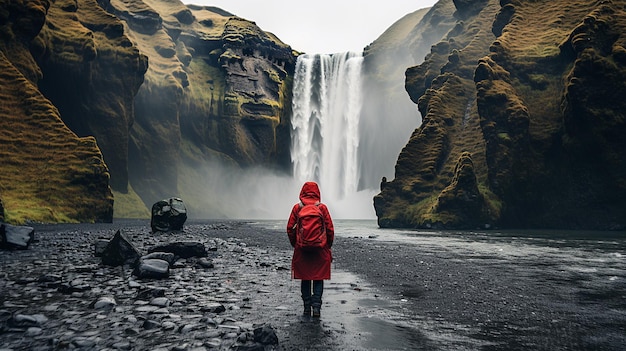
[374,0,626,230]
[0,0,114,223]
[359,1,457,190]
[34,0,147,192]
[100,0,296,213]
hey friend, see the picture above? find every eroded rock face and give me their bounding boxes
[0,0,113,223]
[434,152,489,228]
[101,1,296,210]
[453,0,489,19]
[376,0,626,230]
[34,0,148,192]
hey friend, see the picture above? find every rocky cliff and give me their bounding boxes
[0,0,114,223]
[374,0,626,230]
[99,0,296,216]
[0,0,295,223]
[359,1,457,190]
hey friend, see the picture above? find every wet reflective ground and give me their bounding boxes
[324,220,626,350]
[250,220,625,350]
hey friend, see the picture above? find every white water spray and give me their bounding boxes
[291,52,375,218]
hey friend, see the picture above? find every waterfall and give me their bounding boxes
[291,52,364,205]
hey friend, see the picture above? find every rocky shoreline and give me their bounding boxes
[0,221,317,350]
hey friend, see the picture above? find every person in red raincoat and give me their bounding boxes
[287,181,335,318]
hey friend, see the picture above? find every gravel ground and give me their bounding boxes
[1,219,625,350]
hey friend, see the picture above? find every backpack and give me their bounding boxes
[296,202,327,250]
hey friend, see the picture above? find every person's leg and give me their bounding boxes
[301,280,312,316]
[312,280,324,317]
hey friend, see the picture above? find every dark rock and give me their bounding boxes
[72,338,96,348]
[0,197,4,222]
[142,319,161,330]
[196,257,214,268]
[453,0,489,19]
[93,239,109,257]
[101,230,141,267]
[7,314,41,329]
[90,296,117,310]
[0,224,35,250]
[136,287,166,300]
[434,152,490,228]
[253,324,278,345]
[38,274,62,288]
[201,303,226,314]
[132,258,170,279]
[173,9,195,24]
[38,274,61,283]
[58,279,92,294]
[141,252,177,265]
[105,5,163,35]
[148,241,207,258]
[150,198,187,233]
[236,343,265,351]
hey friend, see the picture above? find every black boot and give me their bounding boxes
[312,305,321,318]
[302,296,312,317]
[311,296,321,318]
[311,280,323,318]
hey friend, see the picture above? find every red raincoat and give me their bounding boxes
[286,182,335,280]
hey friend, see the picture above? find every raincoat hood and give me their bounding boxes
[299,181,321,204]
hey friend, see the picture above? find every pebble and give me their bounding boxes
[0,225,286,351]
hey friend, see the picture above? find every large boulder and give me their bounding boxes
[0,224,35,250]
[150,198,187,232]
[101,230,141,267]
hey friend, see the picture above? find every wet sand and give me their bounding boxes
[1,220,625,350]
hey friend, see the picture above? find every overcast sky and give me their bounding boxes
[181,1,438,54]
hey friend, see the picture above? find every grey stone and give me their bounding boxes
[142,252,176,265]
[0,224,35,250]
[91,296,117,310]
[133,259,169,279]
